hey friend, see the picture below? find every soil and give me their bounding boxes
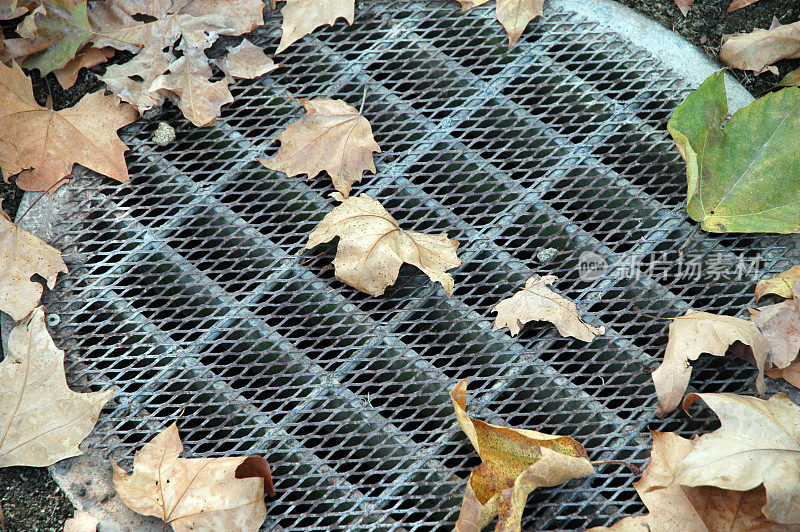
[0,0,799,530]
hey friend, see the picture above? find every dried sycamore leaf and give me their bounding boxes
[672,0,694,16]
[767,359,800,389]
[0,0,32,20]
[456,0,542,47]
[64,510,99,532]
[492,275,604,341]
[727,0,762,10]
[750,285,800,368]
[720,20,800,74]
[756,265,800,301]
[53,45,115,89]
[113,422,271,532]
[652,310,768,417]
[0,308,113,467]
[451,379,594,532]
[18,0,92,75]
[0,204,67,321]
[0,61,137,192]
[677,393,800,524]
[593,431,788,532]
[276,0,354,54]
[667,71,800,233]
[91,0,263,126]
[306,193,461,296]
[261,97,380,197]
[216,39,278,80]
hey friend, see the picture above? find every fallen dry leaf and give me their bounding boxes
[652,310,768,418]
[90,0,264,126]
[779,67,800,87]
[63,509,99,532]
[767,359,800,389]
[261,97,380,197]
[0,203,67,321]
[0,61,137,192]
[677,393,800,524]
[451,379,594,532]
[216,39,278,80]
[0,307,114,467]
[53,45,115,89]
[720,20,800,74]
[113,422,272,532]
[0,0,33,20]
[276,0,354,54]
[756,265,800,301]
[306,193,460,296]
[591,431,789,531]
[750,284,800,368]
[672,0,694,16]
[492,275,604,342]
[456,0,543,47]
[727,0,763,10]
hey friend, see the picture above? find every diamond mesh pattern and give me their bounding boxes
[37,2,799,530]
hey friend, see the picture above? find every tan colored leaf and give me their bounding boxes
[652,310,768,418]
[112,422,270,532]
[260,97,380,197]
[779,67,800,87]
[217,39,278,80]
[767,358,800,389]
[756,265,800,301]
[492,275,604,342]
[750,285,800,368]
[276,0,354,54]
[455,0,491,9]
[592,431,789,531]
[0,61,137,192]
[0,204,67,321]
[90,0,263,126]
[727,0,762,11]
[720,20,800,74]
[0,307,114,467]
[63,510,99,532]
[53,45,115,89]
[305,193,461,297]
[451,379,594,532]
[455,0,542,46]
[677,393,800,524]
[673,0,694,16]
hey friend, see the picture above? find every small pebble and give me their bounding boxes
[536,247,558,262]
[152,122,176,146]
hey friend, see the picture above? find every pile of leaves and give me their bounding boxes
[1,0,800,530]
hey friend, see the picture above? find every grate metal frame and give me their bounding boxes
[3,1,798,530]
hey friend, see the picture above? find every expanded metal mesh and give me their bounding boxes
[36,1,798,530]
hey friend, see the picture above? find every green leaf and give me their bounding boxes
[668,71,800,233]
[21,0,92,76]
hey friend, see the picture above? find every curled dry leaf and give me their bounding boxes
[216,39,278,80]
[767,359,800,389]
[276,0,354,54]
[667,71,800,233]
[63,510,99,532]
[727,0,763,11]
[451,379,594,532]
[677,393,800,525]
[652,310,768,418]
[112,422,271,532]
[306,193,461,297]
[0,203,67,321]
[750,283,800,369]
[260,97,380,198]
[779,67,800,87]
[0,61,138,192]
[756,265,800,301]
[720,20,800,74]
[53,45,115,89]
[592,431,789,532]
[456,0,543,47]
[492,275,604,341]
[0,307,114,467]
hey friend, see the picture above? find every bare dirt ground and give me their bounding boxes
[1,1,798,529]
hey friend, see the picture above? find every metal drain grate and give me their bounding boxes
[5,0,799,530]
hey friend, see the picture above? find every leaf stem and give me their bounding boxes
[359,85,367,114]
[15,176,71,226]
[0,499,6,532]
[591,459,641,476]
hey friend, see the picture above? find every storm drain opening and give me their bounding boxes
[4,0,798,530]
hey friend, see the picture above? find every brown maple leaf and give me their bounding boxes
[53,44,115,89]
[0,307,114,467]
[216,39,279,80]
[261,97,380,197]
[592,431,790,531]
[451,379,594,532]
[456,0,543,47]
[651,310,769,417]
[492,275,604,342]
[720,18,800,75]
[112,422,272,532]
[0,61,137,192]
[276,0,354,54]
[750,284,800,369]
[0,202,67,321]
[306,193,461,297]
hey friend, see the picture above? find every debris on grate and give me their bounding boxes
[3,0,798,530]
